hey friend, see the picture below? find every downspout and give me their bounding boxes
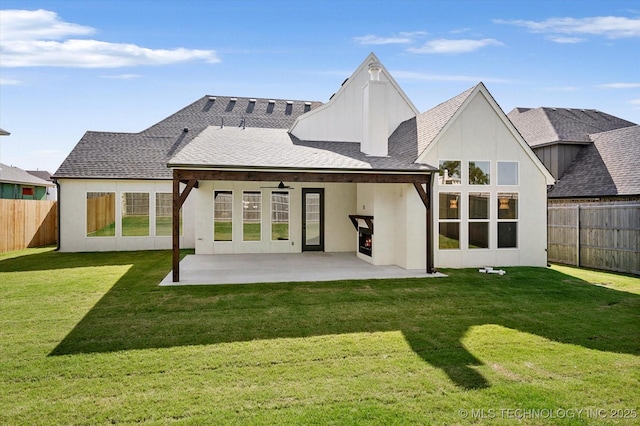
[54,180,61,251]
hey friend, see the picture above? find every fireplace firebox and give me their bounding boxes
[359,227,372,257]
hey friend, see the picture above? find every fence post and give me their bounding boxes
[576,205,580,267]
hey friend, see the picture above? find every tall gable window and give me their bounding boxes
[469,192,490,249]
[498,193,518,248]
[438,192,460,249]
[214,191,233,241]
[86,192,116,237]
[498,162,519,185]
[469,161,490,185]
[438,160,461,185]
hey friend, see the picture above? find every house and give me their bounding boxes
[54,53,554,280]
[26,170,57,201]
[507,107,638,202]
[0,162,54,200]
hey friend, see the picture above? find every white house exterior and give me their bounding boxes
[53,53,554,280]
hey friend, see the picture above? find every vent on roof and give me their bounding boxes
[208,96,216,101]
[246,99,256,114]
[230,97,238,101]
[268,100,275,103]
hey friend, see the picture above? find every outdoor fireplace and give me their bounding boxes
[359,227,372,257]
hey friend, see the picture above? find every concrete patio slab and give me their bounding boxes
[160,252,445,286]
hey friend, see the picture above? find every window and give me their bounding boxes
[243,191,261,241]
[271,191,289,241]
[468,192,490,249]
[86,192,115,237]
[498,193,518,248]
[214,191,233,241]
[498,162,518,185]
[438,160,461,185]
[122,193,149,236]
[155,193,181,236]
[469,161,490,185]
[438,192,460,249]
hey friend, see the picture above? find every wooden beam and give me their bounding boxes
[425,175,434,274]
[174,169,433,184]
[413,181,429,209]
[179,179,198,207]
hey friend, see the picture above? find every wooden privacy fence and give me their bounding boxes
[0,199,57,253]
[548,203,640,275]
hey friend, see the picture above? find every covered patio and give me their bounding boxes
[160,252,445,286]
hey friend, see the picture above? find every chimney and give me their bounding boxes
[361,61,388,156]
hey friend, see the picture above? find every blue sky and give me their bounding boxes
[1,0,639,173]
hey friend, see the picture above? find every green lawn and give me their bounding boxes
[1,248,638,424]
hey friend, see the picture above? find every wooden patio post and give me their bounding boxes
[172,169,180,282]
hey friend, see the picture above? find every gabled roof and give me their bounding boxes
[0,163,54,186]
[549,125,640,197]
[54,96,322,179]
[507,107,636,147]
[389,85,475,159]
[397,83,554,184]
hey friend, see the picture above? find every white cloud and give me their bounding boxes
[393,70,511,84]
[0,9,220,68]
[494,16,640,39]
[407,38,503,54]
[101,74,142,80]
[0,9,94,41]
[547,36,585,44]
[598,82,640,89]
[0,78,21,85]
[353,31,427,45]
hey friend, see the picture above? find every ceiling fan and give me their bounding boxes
[260,181,293,189]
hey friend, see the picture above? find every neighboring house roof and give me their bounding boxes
[168,127,434,171]
[27,170,53,182]
[0,162,54,186]
[54,96,322,179]
[549,125,640,198]
[507,107,636,147]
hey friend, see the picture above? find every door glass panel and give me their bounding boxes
[305,193,320,246]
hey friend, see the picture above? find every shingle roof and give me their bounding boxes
[26,170,53,182]
[167,86,479,172]
[0,163,54,186]
[507,107,636,147]
[54,96,322,179]
[168,127,435,171]
[549,125,640,197]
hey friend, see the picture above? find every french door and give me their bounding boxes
[302,188,324,251]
